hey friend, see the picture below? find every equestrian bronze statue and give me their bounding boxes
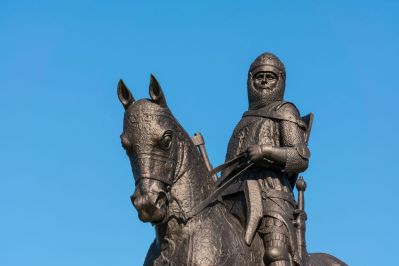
[117,53,347,265]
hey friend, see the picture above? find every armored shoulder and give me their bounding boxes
[275,102,307,130]
[278,102,311,167]
[277,102,300,118]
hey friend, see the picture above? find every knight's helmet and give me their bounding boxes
[247,52,286,110]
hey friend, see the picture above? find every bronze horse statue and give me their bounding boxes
[117,75,347,266]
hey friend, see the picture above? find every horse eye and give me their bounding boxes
[159,131,173,150]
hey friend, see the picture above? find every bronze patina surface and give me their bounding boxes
[117,53,347,266]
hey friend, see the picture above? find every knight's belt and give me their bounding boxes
[261,189,295,207]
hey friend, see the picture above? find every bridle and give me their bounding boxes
[133,140,191,223]
[139,151,254,223]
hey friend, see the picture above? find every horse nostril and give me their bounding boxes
[130,194,138,208]
[155,192,167,208]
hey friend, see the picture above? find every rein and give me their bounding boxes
[137,145,253,223]
[162,152,253,222]
[186,161,253,220]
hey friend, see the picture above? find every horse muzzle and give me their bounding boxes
[131,188,167,223]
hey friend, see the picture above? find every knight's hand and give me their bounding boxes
[247,145,264,162]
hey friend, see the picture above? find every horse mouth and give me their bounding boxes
[131,191,167,223]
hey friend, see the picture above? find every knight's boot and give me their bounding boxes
[263,232,292,266]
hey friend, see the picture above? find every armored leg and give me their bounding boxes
[261,217,292,266]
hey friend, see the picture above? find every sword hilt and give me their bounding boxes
[296,176,307,211]
[192,132,217,181]
[295,176,308,264]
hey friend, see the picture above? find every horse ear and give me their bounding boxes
[149,74,167,107]
[117,79,135,110]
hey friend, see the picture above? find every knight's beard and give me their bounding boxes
[248,85,284,110]
[257,85,273,91]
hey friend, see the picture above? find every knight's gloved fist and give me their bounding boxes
[247,145,264,162]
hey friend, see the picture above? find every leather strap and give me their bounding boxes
[186,162,254,220]
[262,189,295,206]
[210,153,247,176]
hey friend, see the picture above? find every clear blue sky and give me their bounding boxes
[1,1,398,265]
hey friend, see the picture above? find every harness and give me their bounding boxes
[186,157,253,219]
[170,152,254,221]
[137,145,254,223]
[133,152,178,186]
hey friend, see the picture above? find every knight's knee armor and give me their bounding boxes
[263,233,291,265]
[261,217,292,265]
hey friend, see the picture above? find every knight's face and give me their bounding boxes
[253,71,278,91]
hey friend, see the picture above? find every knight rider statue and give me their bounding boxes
[222,52,311,266]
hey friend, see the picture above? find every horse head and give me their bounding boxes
[117,75,211,224]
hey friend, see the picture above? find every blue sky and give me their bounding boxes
[0,1,398,265]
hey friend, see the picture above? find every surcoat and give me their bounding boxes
[222,101,310,262]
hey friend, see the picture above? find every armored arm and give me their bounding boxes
[248,103,310,173]
[278,104,310,173]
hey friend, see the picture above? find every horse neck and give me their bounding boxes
[171,137,215,215]
[154,138,215,249]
